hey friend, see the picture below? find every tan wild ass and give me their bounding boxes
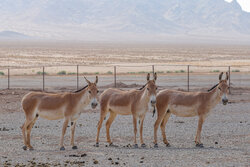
[154,72,229,148]
[95,73,157,148]
[21,76,99,151]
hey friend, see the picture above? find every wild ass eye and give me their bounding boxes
[147,88,149,91]
[88,91,91,94]
[156,87,158,90]
[97,90,99,93]
[218,87,221,91]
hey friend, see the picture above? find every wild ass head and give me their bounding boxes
[217,72,229,105]
[145,72,157,107]
[84,76,99,109]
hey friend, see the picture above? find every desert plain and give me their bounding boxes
[0,42,249,166]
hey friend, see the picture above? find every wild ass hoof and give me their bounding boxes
[22,146,27,150]
[134,144,138,148]
[166,143,170,147]
[72,146,78,150]
[29,147,34,151]
[109,143,118,147]
[154,143,158,148]
[60,146,65,151]
[196,143,204,148]
[141,143,147,148]
[94,143,99,147]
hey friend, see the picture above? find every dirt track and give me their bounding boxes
[0,88,249,166]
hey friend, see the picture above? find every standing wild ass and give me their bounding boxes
[95,73,157,148]
[154,72,229,148]
[21,76,99,150]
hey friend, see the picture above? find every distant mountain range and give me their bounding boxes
[0,0,250,43]
[0,31,31,39]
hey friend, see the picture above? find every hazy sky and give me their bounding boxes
[225,0,250,12]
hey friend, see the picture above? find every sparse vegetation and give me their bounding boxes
[232,69,240,72]
[166,71,173,73]
[138,71,147,74]
[212,70,220,72]
[0,71,4,75]
[95,72,99,75]
[127,72,136,74]
[57,71,67,75]
[175,70,185,73]
[107,71,113,74]
[156,71,164,73]
[68,72,76,75]
[36,71,48,75]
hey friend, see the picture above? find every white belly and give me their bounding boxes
[170,104,198,117]
[38,109,65,120]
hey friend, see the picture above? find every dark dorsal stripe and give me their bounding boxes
[207,83,219,92]
[74,85,88,93]
[138,83,147,90]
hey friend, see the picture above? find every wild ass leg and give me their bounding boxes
[195,115,205,147]
[70,121,77,149]
[21,119,32,150]
[154,108,167,148]
[139,115,146,147]
[95,110,108,147]
[106,112,117,146]
[60,118,69,150]
[160,112,171,147]
[26,116,38,150]
[132,115,138,148]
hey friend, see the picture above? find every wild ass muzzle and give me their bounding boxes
[21,76,99,151]
[154,72,229,148]
[95,73,157,148]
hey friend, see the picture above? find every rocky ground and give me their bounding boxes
[0,89,249,166]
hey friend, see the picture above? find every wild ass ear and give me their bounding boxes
[84,76,91,85]
[154,72,157,81]
[225,72,229,81]
[219,72,223,81]
[147,73,150,81]
[95,76,98,84]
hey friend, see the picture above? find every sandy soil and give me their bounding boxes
[1,42,250,75]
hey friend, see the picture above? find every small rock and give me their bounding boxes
[215,142,218,144]
[140,161,143,163]
[240,121,242,123]
[108,158,112,161]
[93,160,98,164]
[141,157,144,160]
[206,161,210,164]
[115,162,119,165]
[81,153,87,157]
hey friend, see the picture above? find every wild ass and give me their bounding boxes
[154,72,229,148]
[21,76,99,151]
[95,73,157,148]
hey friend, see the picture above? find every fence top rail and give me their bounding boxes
[0,64,250,70]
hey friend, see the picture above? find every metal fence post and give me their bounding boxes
[114,66,116,88]
[8,68,10,89]
[152,65,154,74]
[43,66,45,91]
[77,65,79,90]
[228,66,231,94]
[187,65,190,91]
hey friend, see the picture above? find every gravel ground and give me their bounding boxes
[0,89,249,166]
